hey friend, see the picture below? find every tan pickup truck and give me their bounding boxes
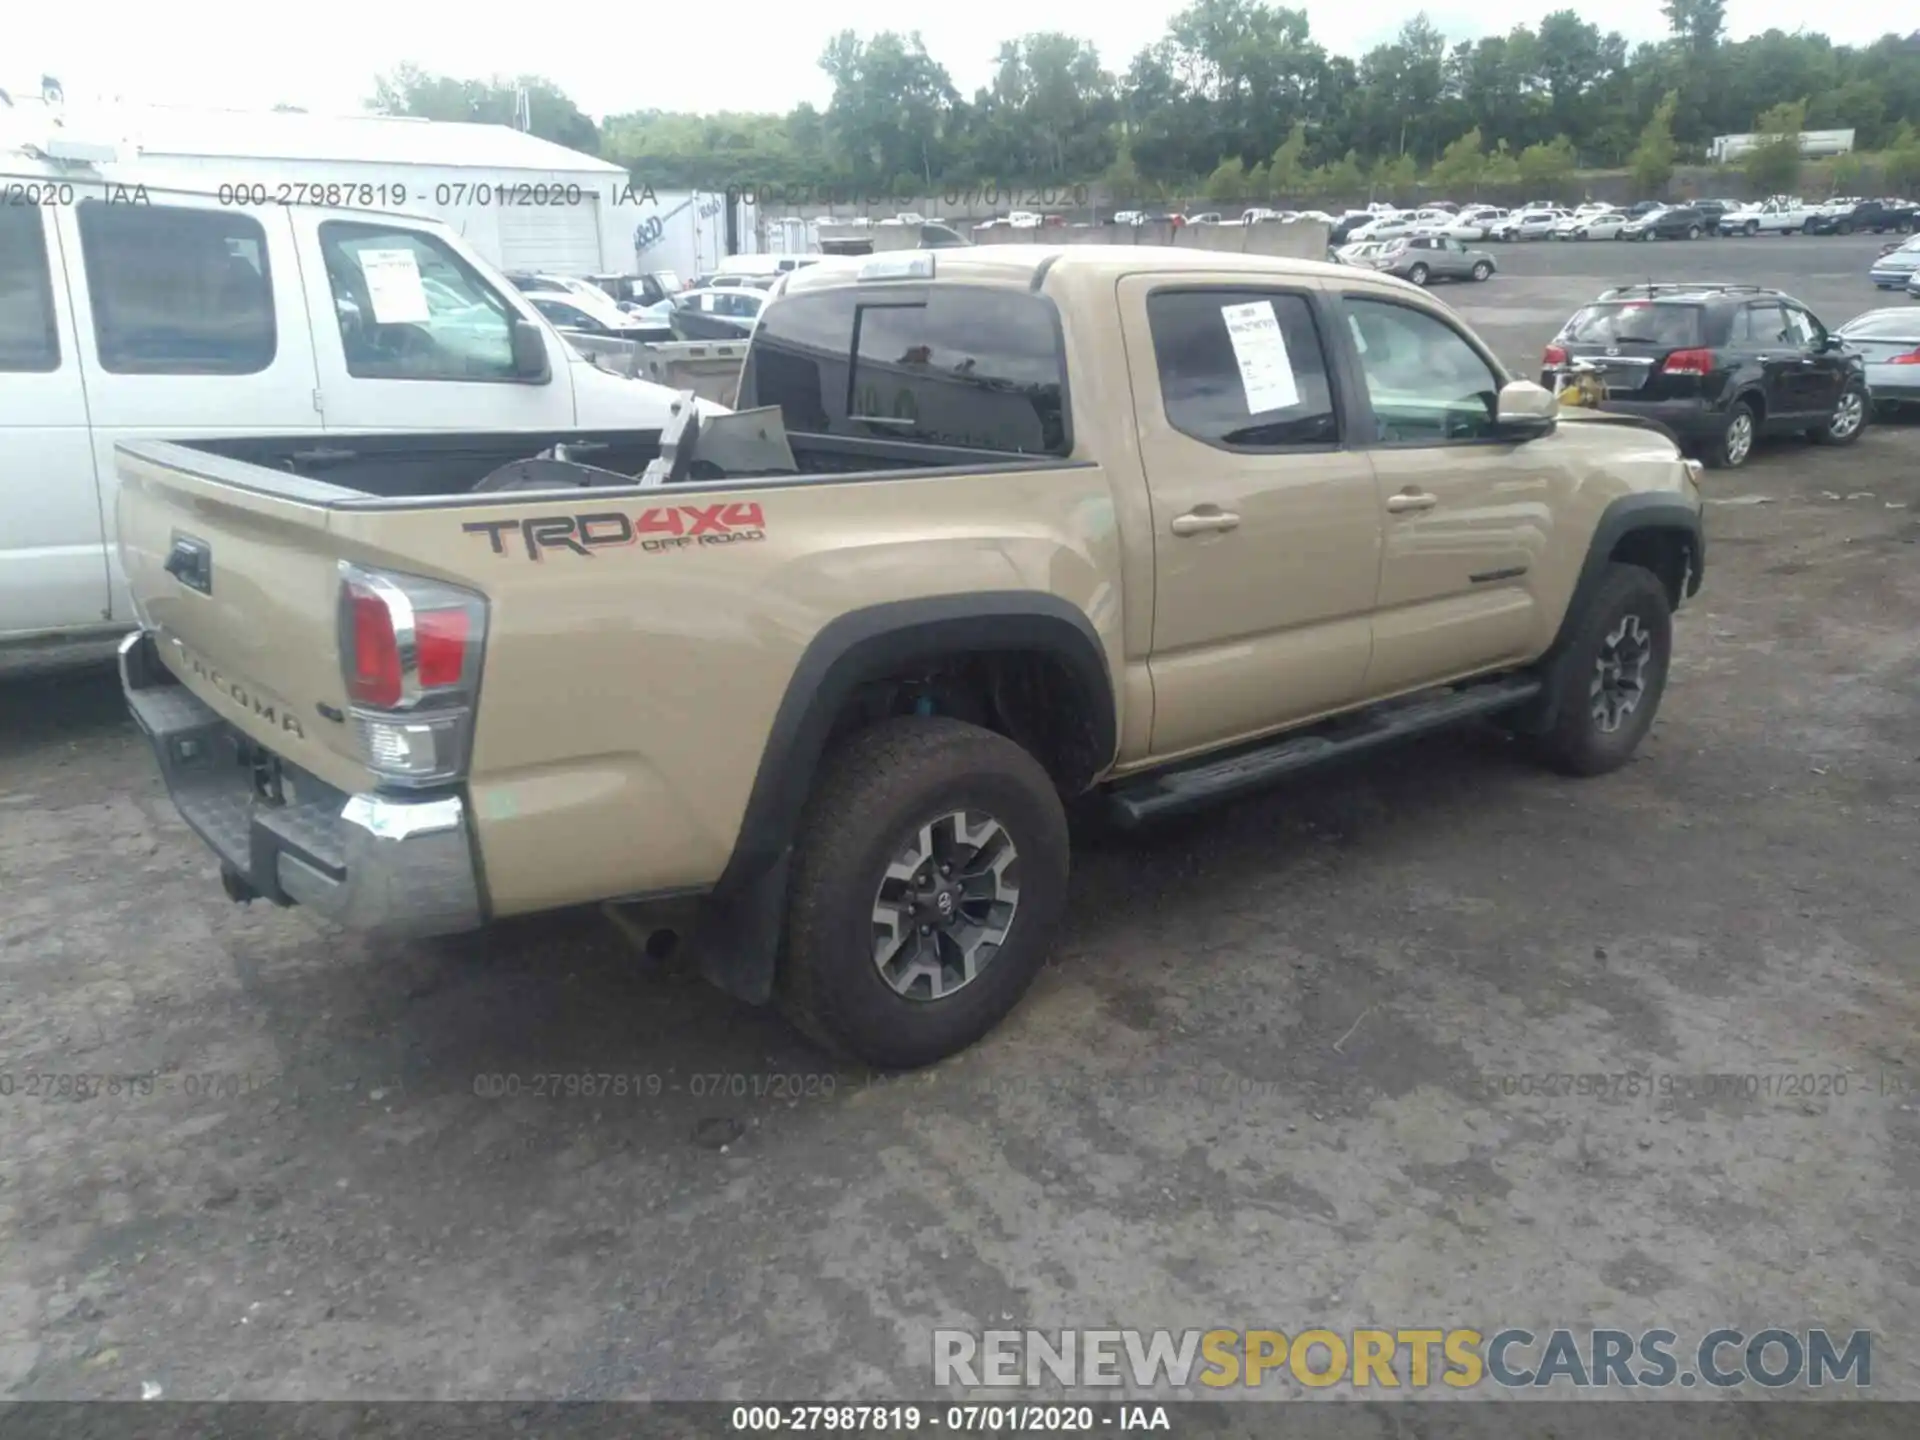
[116,245,1705,1068]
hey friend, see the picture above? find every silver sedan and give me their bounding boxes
[1836,308,1920,415]
[1370,235,1497,285]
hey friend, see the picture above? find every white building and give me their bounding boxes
[0,93,751,282]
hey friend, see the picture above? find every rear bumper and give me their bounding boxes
[1864,371,1920,404]
[1540,390,1722,442]
[120,630,484,940]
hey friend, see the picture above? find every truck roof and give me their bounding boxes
[778,244,1353,295]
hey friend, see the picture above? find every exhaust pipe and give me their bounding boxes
[220,865,259,905]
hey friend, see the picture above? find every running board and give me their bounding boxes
[1104,675,1542,829]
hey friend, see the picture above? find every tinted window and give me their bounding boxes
[320,222,520,381]
[1344,298,1502,444]
[1737,304,1789,344]
[77,202,274,375]
[1563,303,1703,348]
[1147,290,1338,449]
[0,208,59,372]
[740,285,1068,455]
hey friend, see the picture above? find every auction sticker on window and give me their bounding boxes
[1220,300,1299,413]
[358,248,431,325]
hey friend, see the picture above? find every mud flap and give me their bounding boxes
[685,848,791,1006]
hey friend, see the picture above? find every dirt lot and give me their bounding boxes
[2,236,1917,1402]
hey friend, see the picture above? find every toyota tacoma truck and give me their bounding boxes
[116,245,1705,1068]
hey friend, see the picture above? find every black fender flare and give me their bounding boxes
[686,592,1116,1005]
[1511,493,1705,735]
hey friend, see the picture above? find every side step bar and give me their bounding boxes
[1104,675,1543,829]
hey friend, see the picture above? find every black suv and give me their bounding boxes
[1540,282,1871,469]
[1805,199,1919,236]
[1640,205,1712,239]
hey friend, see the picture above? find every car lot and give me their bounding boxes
[3,235,1918,1401]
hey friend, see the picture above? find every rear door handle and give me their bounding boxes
[1386,491,1438,513]
[1170,508,1241,536]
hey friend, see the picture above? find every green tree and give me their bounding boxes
[1482,140,1522,188]
[368,66,600,154]
[1744,99,1806,196]
[1630,90,1679,195]
[1428,127,1487,193]
[1312,150,1366,200]
[1204,157,1248,200]
[1518,134,1577,195]
[1371,151,1418,198]
[1882,122,1920,196]
[1267,123,1310,196]
[819,30,960,191]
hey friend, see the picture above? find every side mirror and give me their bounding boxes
[510,319,552,383]
[1494,379,1558,438]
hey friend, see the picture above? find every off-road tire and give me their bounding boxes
[778,717,1069,1069]
[1407,262,1430,285]
[1471,260,1492,281]
[1811,382,1869,446]
[1700,398,1757,470]
[1528,564,1673,777]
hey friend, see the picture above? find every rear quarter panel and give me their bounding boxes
[329,466,1125,916]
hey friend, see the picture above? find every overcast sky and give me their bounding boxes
[9,2,1904,121]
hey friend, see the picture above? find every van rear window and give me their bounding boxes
[1562,303,1702,348]
[739,285,1070,456]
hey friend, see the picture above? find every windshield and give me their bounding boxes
[1562,302,1703,348]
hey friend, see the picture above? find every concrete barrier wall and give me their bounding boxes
[968,219,1330,258]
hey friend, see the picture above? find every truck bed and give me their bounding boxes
[173,428,1025,501]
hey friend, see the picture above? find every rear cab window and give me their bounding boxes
[739,284,1069,455]
[0,207,60,372]
[1562,303,1703,349]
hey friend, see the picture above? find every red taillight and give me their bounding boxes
[1543,344,1568,366]
[415,609,470,688]
[1663,348,1714,376]
[348,586,401,707]
[1889,349,1920,366]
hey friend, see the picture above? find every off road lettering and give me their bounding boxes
[462,505,767,560]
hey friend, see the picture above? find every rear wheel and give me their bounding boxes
[1528,564,1673,777]
[1701,399,1757,470]
[779,717,1069,1069]
[1470,260,1492,281]
[1812,383,1869,447]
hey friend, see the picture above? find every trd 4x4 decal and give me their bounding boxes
[463,503,767,561]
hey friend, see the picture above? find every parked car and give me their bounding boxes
[1717,197,1815,236]
[0,157,698,649]
[1868,236,1920,289]
[1442,206,1506,241]
[1491,209,1568,241]
[1626,200,1665,217]
[1539,281,1869,469]
[668,286,766,340]
[1622,206,1711,240]
[1370,235,1496,284]
[1350,213,1423,243]
[1555,210,1630,240]
[1834,308,1920,416]
[114,244,1707,1066]
[1188,212,1225,225]
[1806,199,1920,236]
[526,289,673,340]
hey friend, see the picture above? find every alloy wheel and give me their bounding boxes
[1590,614,1654,734]
[870,810,1021,1001]
[1830,390,1865,439]
[1724,410,1754,466]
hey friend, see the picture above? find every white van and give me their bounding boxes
[1,153,703,648]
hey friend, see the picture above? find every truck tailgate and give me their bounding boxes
[117,441,369,793]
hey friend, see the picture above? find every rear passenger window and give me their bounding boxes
[0,208,60,372]
[77,202,275,375]
[740,286,1069,455]
[1146,289,1338,449]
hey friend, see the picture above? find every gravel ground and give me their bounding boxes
[2,235,1917,1403]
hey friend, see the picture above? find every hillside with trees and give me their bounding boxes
[370,4,1920,201]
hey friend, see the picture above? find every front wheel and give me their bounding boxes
[1744,221,1759,237]
[1528,564,1674,777]
[779,717,1070,1069]
[1471,260,1492,281]
[1812,383,1869,447]
[1687,225,1701,239]
[1407,262,1430,286]
[1835,221,1853,236]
